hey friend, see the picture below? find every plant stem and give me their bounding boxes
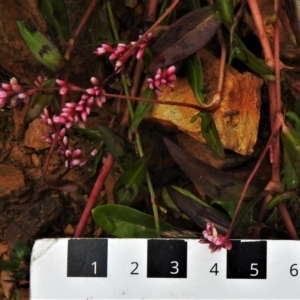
[74,154,114,237]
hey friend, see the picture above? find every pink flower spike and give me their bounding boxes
[167,65,176,74]
[72,149,82,158]
[90,77,99,86]
[59,128,66,137]
[200,222,231,253]
[91,148,98,156]
[56,79,66,86]
[63,136,68,146]
[65,149,72,158]
[2,83,11,90]
[136,49,144,60]
[86,88,95,95]
[53,116,67,124]
[0,91,7,98]
[94,47,106,55]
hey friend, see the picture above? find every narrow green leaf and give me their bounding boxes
[92,204,187,238]
[11,241,31,262]
[267,189,300,210]
[91,148,104,176]
[286,111,300,131]
[131,88,156,131]
[24,78,57,123]
[98,125,137,171]
[200,112,225,159]
[232,37,273,76]
[17,20,65,72]
[0,259,20,271]
[281,122,300,179]
[71,125,101,139]
[283,150,299,190]
[218,0,234,25]
[185,52,204,104]
[113,152,152,206]
[39,0,71,42]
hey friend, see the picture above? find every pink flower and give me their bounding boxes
[147,65,177,96]
[199,223,232,253]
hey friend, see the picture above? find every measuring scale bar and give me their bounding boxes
[30,239,300,299]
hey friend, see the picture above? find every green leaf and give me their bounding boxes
[17,20,66,71]
[24,78,57,123]
[267,189,300,210]
[218,0,234,25]
[71,125,101,139]
[92,204,186,238]
[286,111,300,131]
[39,0,71,42]
[113,151,152,206]
[185,52,204,104]
[91,148,104,176]
[283,149,299,190]
[200,112,225,159]
[0,259,20,271]
[232,37,273,76]
[11,241,31,262]
[281,122,300,179]
[98,125,137,171]
[131,88,156,131]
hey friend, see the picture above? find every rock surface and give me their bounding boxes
[147,49,263,155]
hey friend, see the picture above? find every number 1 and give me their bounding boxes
[92,262,97,274]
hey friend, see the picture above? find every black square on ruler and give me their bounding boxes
[227,240,267,279]
[147,239,187,278]
[67,239,107,277]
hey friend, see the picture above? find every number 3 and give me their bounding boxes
[170,261,179,274]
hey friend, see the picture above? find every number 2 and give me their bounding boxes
[170,261,179,274]
[131,262,139,275]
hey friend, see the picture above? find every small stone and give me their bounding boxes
[64,224,75,235]
[124,0,137,8]
[31,153,41,167]
[0,164,25,198]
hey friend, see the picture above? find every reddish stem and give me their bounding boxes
[74,154,114,237]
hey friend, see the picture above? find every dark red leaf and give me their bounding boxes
[164,138,259,201]
[150,5,221,74]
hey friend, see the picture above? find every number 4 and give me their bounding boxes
[210,263,219,275]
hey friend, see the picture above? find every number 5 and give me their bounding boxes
[250,263,259,276]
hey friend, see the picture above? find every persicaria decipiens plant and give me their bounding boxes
[0,32,177,170]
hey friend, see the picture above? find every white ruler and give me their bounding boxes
[30,238,300,299]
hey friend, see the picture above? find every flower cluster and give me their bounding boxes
[94,33,153,72]
[199,223,232,253]
[41,109,98,169]
[0,77,37,108]
[54,77,106,128]
[147,66,177,96]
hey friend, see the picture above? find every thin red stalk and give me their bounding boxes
[120,0,179,64]
[216,28,226,97]
[225,114,283,239]
[74,154,114,237]
[65,0,99,60]
[146,0,158,23]
[277,202,299,239]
